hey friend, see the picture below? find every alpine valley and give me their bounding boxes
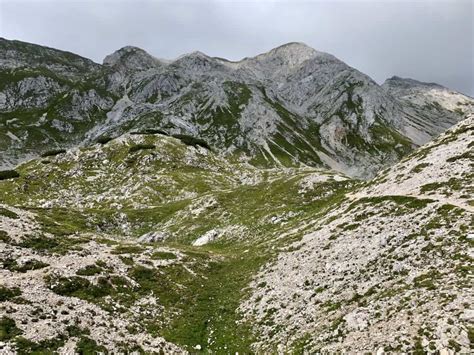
[0,38,473,354]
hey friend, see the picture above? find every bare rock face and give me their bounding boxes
[382,76,474,144]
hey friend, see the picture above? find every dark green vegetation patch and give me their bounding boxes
[96,136,115,145]
[76,264,103,276]
[0,286,22,302]
[151,251,177,260]
[131,128,169,136]
[0,317,22,341]
[14,335,67,354]
[46,274,133,301]
[128,144,156,153]
[172,134,211,150]
[0,230,10,243]
[0,207,19,219]
[0,170,20,181]
[40,149,67,158]
[2,258,49,273]
[75,336,108,354]
[17,234,88,255]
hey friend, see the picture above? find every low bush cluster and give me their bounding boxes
[2,258,49,273]
[40,149,66,158]
[128,144,156,153]
[76,264,103,276]
[0,285,21,302]
[0,317,22,341]
[172,134,211,150]
[96,136,114,145]
[130,128,169,136]
[0,170,20,180]
[0,207,19,219]
[47,275,132,301]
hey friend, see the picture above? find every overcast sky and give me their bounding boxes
[0,0,472,95]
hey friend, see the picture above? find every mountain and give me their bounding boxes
[382,76,473,144]
[1,38,472,177]
[0,107,472,353]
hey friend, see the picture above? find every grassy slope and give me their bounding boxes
[3,119,469,352]
[0,133,354,352]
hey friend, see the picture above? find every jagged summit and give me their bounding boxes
[175,50,210,60]
[238,42,319,62]
[219,42,334,70]
[103,45,163,70]
[260,41,320,59]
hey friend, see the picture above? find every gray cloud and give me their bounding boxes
[1,0,472,95]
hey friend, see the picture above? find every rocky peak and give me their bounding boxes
[175,50,209,60]
[170,50,230,75]
[264,42,318,62]
[232,42,342,82]
[103,46,162,71]
[251,42,337,68]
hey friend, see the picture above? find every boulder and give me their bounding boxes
[137,231,168,243]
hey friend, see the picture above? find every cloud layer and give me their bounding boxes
[1,0,472,95]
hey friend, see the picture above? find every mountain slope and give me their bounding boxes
[0,112,471,353]
[240,115,473,353]
[0,38,117,168]
[383,76,474,144]
[1,39,472,177]
[0,133,353,353]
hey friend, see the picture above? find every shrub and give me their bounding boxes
[0,207,19,219]
[14,335,66,353]
[96,136,114,145]
[75,336,107,354]
[0,230,11,243]
[0,170,20,180]
[112,244,145,254]
[2,258,49,273]
[19,235,59,251]
[76,264,103,276]
[172,134,211,150]
[47,275,131,301]
[130,129,169,136]
[17,234,86,254]
[48,276,92,296]
[128,144,156,153]
[0,317,22,341]
[40,149,66,158]
[0,286,21,302]
[151,251,177,260]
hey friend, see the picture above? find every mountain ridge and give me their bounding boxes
[1,38,473,178]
